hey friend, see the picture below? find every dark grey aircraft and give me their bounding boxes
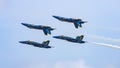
[21,23,55,35]
[53,35,86,44]
[19,40,53,48]
[52,16,87,28]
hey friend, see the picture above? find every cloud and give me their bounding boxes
[19,59,93,68]
[54,60,92,68]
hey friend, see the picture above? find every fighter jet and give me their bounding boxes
[52,16,87,28]
[21,23,55,35]
[53,35,86,44]
[19,40,53,48]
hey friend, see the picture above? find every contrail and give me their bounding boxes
[86,34,120,43]
[89,42,120,50]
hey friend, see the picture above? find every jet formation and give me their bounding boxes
[20,15,87,49]
[53,16,87,28]
[19,40,53,48]
[53,35,85,44]
[21,23,55,35]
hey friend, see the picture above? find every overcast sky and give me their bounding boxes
[0,0,120,68]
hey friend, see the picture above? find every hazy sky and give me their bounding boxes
[0,0,120,68]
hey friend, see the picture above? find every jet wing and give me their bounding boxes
[74,21,82,28]
[48,29,51,34]
[43,29,47,35]
[74,23,79,28]
[43,28,51,35]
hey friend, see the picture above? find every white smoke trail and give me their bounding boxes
[89,42,120,50]
[86,34,120,43]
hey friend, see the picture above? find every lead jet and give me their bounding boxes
[53,35,86,44]
[19,40,53,48]
[21,23,55,35]
[52,16,87,28]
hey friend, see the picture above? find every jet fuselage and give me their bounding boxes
[52,16,87,28]
[21,23,54,30]
[53,36,85,44]
[21,23,54,35]
[19,41,51,48]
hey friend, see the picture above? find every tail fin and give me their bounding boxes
[42,40,50,46]
[76,35,84,41]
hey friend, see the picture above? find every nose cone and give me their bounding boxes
[52,15,58,18]
[19,41,27,44]
[21,23,32,28]
[52,15,61,19]
[53,36,60,39]
[21,23,28,26]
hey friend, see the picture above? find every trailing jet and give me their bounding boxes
[21,23,55,35]
[53,35,86,44]
[52,16,87,28]
[19,40,53,48]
